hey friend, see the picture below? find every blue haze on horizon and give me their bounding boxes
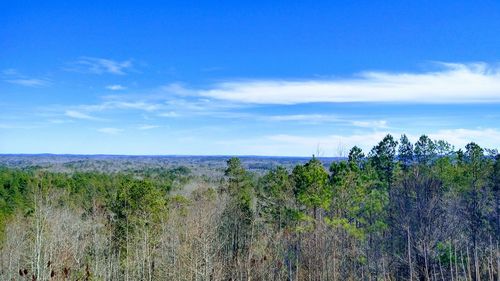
[1,1,500,156]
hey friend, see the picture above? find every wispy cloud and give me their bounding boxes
[197,62,500,104]
[6,79,50,87]
[68,101,161,114]
[265,114,388,128]
[68,57,133,75]
[3,69,50,87]
[63,84,240,119]
[267,114,340,122]
[97,127,123,134]
[158,111,180,117]
[106,84,127,90]
[106,101,159,111]
[138,124,160,130]
[351,120,388,128]
[65,110,100,120]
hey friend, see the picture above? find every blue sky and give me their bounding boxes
[1,1,500,156]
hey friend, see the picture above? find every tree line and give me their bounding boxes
[0,134,499,280]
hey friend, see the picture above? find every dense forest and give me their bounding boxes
[0,134,499,281]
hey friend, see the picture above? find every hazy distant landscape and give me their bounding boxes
[0,154,342,174]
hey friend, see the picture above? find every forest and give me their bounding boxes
[0,134,499,281]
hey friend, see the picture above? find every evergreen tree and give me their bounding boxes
[258,166,295,228]
[398,134,414,170]
[491,154,500,240]
[225,157,254,217]
[463,142,491,280]
[348,146,365,170]
[414,135,436,165]
[292,156,331,220]
[221,158,255,279]
[370,134,398,190]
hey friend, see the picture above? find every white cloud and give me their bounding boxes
[70,57,132,75]
[72,101,161,113]
[198,63,500,104]
[266,114,388,128]
[97,127,123,134]
[138,125,160,130]
[106,84,127,90]
[6,78,50,87]
[65,110,99,120]
[268,114,340,122]
[160,83,196,97]
[111,101,159,111]
[158,111,180,117]
[213,128,500,156]
[2,69,50,87]
[351,120,388,128]
[427,128,500,149]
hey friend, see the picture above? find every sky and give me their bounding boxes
[1,1,500,156]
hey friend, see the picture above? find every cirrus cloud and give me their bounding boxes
[6,78,50,87]
[68,57,133,75]
[106,84,127,90]
[65,110,99,120]
[138,125,160,130]
[199,63,500,104]
[97,127,123,134]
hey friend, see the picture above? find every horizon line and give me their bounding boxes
[0,153,345,159]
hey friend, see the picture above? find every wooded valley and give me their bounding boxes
[0,134,499,281]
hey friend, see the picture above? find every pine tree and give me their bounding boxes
[414,135,436,165]
[370,134,398,190]
[292,156,331,220]
[398,134,414,171]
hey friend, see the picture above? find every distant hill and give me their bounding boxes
[0,154,344,174]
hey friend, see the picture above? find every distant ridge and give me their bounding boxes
[0,153,345,159]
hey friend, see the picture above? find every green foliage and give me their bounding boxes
[0,136,499,281]
[0,168,33,234]
[435,140,454,155]
[414,135,437,164]
[369,134,398,189]
[225,157,254,217]
[112,176,168,250]
[436,241,462,267]
[491,154,500,190]
[491,154,500,236]
[325,217,365,239]
[258,166,296,228]
[167,194,191,216]
[348,146,365,170]
[292,157,331,211]
[330,153,388,238]
[362,187,389,233]
[398,134,414,170]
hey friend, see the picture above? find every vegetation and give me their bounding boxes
[0,134,499,280]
